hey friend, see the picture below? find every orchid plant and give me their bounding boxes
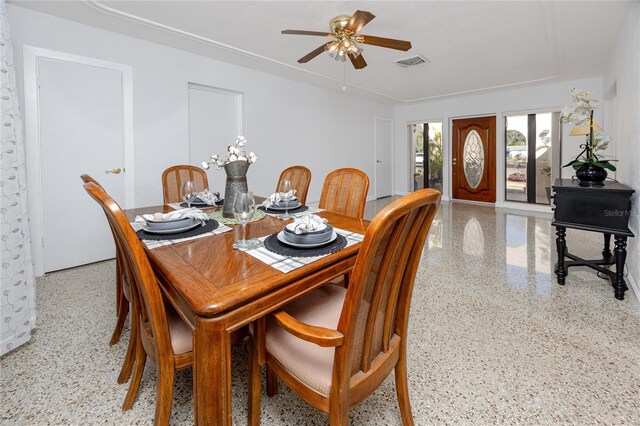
[560,88,616,172]
[201,136,258,170]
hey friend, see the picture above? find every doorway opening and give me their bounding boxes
[410,122,443,193]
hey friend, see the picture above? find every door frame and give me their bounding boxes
[373,117,394,199]
[187,82,244,164]
[23,46,134,276]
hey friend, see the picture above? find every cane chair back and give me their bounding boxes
[161,165,209,205]
[276,166,312,205]
[318,168,369,219]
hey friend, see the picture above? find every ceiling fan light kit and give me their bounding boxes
[282,10,412,70]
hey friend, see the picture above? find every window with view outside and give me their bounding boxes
[505,112,556,205]
[410,122,443,193]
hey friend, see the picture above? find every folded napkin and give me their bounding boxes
[136,208,209,225]
[289,214,328,234]
[262,191,297,209]
[193,190,221,205]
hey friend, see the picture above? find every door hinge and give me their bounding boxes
[41,237,45,247]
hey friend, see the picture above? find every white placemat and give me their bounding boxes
[242,227,364,273]
[131,219,232,249]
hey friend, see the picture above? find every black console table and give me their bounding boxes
[551,178,635,300]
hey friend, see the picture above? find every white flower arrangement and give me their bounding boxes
[560,88,597,125]
[201,136,258,170]
[560,88,616,172]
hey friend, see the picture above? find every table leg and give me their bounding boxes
[603,233,612,260]
[194,317,232,426]
[613,236,628,300]
[554,226,567,285]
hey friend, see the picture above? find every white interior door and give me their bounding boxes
[38,57,125,272]
[375,118,393,198]
[188,84,242,193]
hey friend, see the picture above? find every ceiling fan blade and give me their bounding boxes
[282,29,332,37]
[357,35,412,51]
[348,53,367,70]
[346,10,375,33]
[298,43,330,63]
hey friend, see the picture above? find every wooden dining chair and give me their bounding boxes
[84,181,193,424]
[84,181,248,425]
[319,168,370,219]
[161,165,209,204]
[248,189,441,425]
[276,166,312,205]
[80,174,136,384]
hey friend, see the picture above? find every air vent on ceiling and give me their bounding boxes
[394,55,429,68]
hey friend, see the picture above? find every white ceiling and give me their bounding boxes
[11,1,632,104]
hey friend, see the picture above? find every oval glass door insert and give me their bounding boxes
[463,130,484,189]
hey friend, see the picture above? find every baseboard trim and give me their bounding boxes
[627,271,640,305]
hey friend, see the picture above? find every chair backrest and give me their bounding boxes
[318,168,369,219]
[334,189,440,392]
[161,165,209,204]
[83,182,174,358]
[80,174,104,189]
[276,166,312,205]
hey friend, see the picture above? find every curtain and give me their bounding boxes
[1,0,36,356]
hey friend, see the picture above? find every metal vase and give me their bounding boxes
[222,161,250,218]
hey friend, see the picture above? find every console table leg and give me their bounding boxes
[554,226,567,285]
[603,233,612,259]
[613,236,628,300]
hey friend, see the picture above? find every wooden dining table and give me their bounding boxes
[125,203,369,425]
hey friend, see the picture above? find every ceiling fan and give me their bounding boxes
[281,10,412,70]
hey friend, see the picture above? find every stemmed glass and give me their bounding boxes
[181,180,197,208]
[279,179,294,219]
[232,192,261,249]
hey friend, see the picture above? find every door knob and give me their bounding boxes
[106,167,122,174]
[376,160,383,164]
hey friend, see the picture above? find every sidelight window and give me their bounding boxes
[410,122,443,192]
[505,112,559,205]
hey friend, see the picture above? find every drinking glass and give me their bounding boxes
[181,180,197,208]
[232,192,261,249]
[279,179,294,219]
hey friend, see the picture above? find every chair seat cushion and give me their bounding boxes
[166,302,192,355]
[266,284,346,396]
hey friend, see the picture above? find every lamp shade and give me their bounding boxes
[570,119,603,136]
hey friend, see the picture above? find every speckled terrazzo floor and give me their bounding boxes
[2,201,639,425]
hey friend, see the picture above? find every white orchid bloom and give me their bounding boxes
[201,161,210,170]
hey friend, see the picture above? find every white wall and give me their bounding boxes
[394,76,605,206]
[604,2,640,300]
[8,5,393,208]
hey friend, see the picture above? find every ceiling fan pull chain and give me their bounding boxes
[342,62,347,91]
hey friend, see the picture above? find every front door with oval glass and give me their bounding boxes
[452,116,496,203]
